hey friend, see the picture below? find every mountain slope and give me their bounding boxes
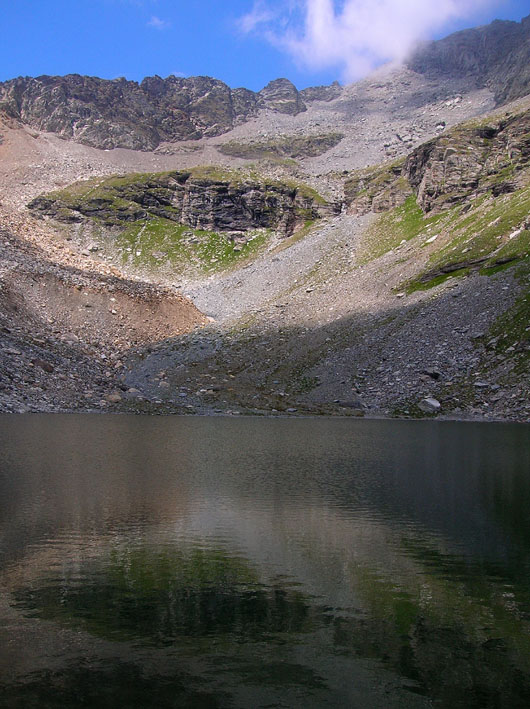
[16,98,530,420]
[409,14,530,105]
[1,14,528,153]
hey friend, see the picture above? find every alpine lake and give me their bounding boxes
[0,415,529,708]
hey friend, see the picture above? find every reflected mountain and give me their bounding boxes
[1,415,530,707]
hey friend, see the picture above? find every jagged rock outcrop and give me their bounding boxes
[404,110,530,212]
[344,161,412,215]
[28,168,338,237]
[0,75,308,151]
[408,14,530,106]
[257,79,306,115]
[0,75,163,150]
[300,81,343,103]
[345,105,530,215]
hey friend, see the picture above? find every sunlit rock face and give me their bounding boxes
[27,168,338,237]
[0,74,308,150]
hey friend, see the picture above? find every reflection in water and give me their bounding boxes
[13,546,318,643]
[0,660,230,709]
[0,415,530,708]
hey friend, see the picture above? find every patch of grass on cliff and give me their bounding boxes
[99,172,164,188]
[39,168,329,220]
[116,218,269,274]
[481,230,530,273]
[403,184,530,292]
[217,132,344,160]
[44,176,104,199]
[431,188,530,267]
[357,195,445,264]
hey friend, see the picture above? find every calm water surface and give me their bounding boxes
[0,415,529,708]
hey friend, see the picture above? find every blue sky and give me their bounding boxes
[0,1,528,90]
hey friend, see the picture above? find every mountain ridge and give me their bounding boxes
[408,14,530,105]
[0,74,313,151]
[0,13,528,152]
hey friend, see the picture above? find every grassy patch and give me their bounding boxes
[403,184,530,291]
[358,195,445,264]
[486,229,530,266]
[429,188,530,270]
[29,167,330,275]
[406,268,471,294]
[271,220,317,253]
[217,132,344,160]
[33,167,329,221]
[116,218,270,275]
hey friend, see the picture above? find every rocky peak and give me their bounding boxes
[300,81,342,103]
[0,74,307,151]
[257,79,307,115]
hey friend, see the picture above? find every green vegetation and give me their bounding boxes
[349,162,529,292]
[13,544,316,644]
[358,195,445,264]
[399,184,530,292]
[483,229,530,268]
[271,219,317,253]
[217,132,344,160]
[29,166,330,276]
[116,218,270,274]
[428,188,530,270]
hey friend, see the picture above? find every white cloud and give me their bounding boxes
[238,1,278,33]
[147,15,171,31]
[239,0,502,81]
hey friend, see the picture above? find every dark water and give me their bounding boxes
[0,416,530,708]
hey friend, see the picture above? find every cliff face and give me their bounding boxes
[404,112,530,212]
[408,14,530,106]
[28,169,337,237]
[345,107,530,215]
[0,75,308,151]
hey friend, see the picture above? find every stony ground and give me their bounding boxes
[120,211,527,422]
[0,67,528,420]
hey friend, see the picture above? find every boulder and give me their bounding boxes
[418,397,441,413]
